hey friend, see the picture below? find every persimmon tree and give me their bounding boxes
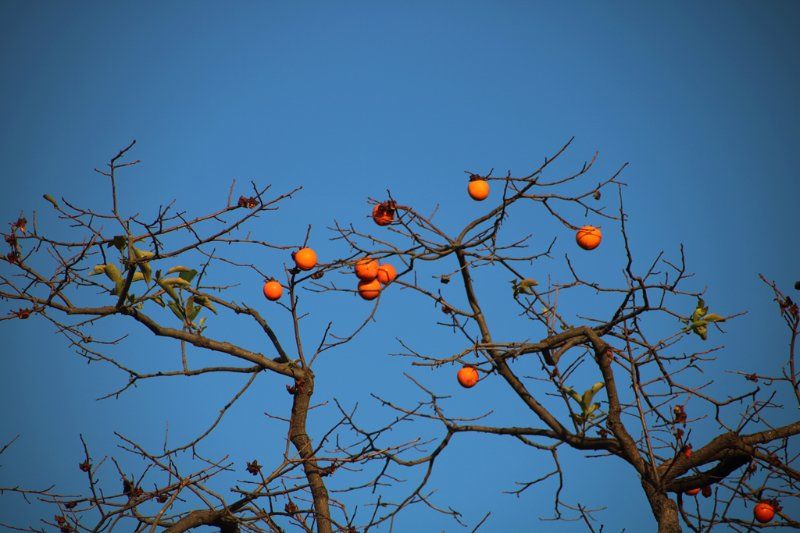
[1,140,798,532]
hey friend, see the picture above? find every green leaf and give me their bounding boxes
[104,263,123,284]
[158,279,179,301]
[178,269,198,284]
[692,323,708,340]
[113,279,126,296]
[139,262,152,284]
[581,382,605,408]
[194,295,217,315]
[108,235,127,251]
[131,247,154,260]
[564,387,582,404]
[167,300,184,320]
[43,194,59,208]
[518,278,538,294]
[160,277,191,287]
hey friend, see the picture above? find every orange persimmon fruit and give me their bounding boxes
[576,225,602,250]
[357,279,382,300]
[376,263,397,285]
[355,256,379,281]
[754,502,775,524]
[685,487,701,496]
[293,247,318,271]
[263,280,283,301]
[372,202,395,226]
[467,178,490,201]
[457,366,479,388]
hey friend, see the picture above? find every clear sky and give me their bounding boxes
[1,2,798,531]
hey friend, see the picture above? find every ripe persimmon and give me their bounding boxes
[468,178,490,201]
[355,256,379,281]
[293,247,317,271]
[754,502,775,523]
[372,202,395,226]
[263,280,283,301]
[357,279,381,300]
[576,225,602,250]
[457,366,479,388]
[685,487,701,496]
[376,263,397,285]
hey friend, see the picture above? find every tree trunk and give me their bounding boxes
[642,481,682,533]
[289,372,333,533]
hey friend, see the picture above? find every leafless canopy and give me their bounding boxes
[1,140,797,532]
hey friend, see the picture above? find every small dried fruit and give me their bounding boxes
[14,308,32,319]
[237,196,259,209]
[246,460,261,476]
[13,217,27,233]
[673,405,687,425]
[372,202,396,226]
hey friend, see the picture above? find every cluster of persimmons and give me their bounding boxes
[261,176,611,393]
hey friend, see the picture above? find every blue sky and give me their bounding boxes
[1,2,799,531]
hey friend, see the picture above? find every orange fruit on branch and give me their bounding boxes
[263,280,283,301]
[576,225,602,250]
[355,256,379,281]
[372,202,395,226]
[685,487,701,496]
[376,263,397,285]
[457,366,479,388]
[357,279,382,300]
[754,502,775,523]
[467,177,490,201]
[293,247,318,271]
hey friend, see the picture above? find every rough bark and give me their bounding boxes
[289,371,333,533]
[642,482,681,533]
[163,509,240,533]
